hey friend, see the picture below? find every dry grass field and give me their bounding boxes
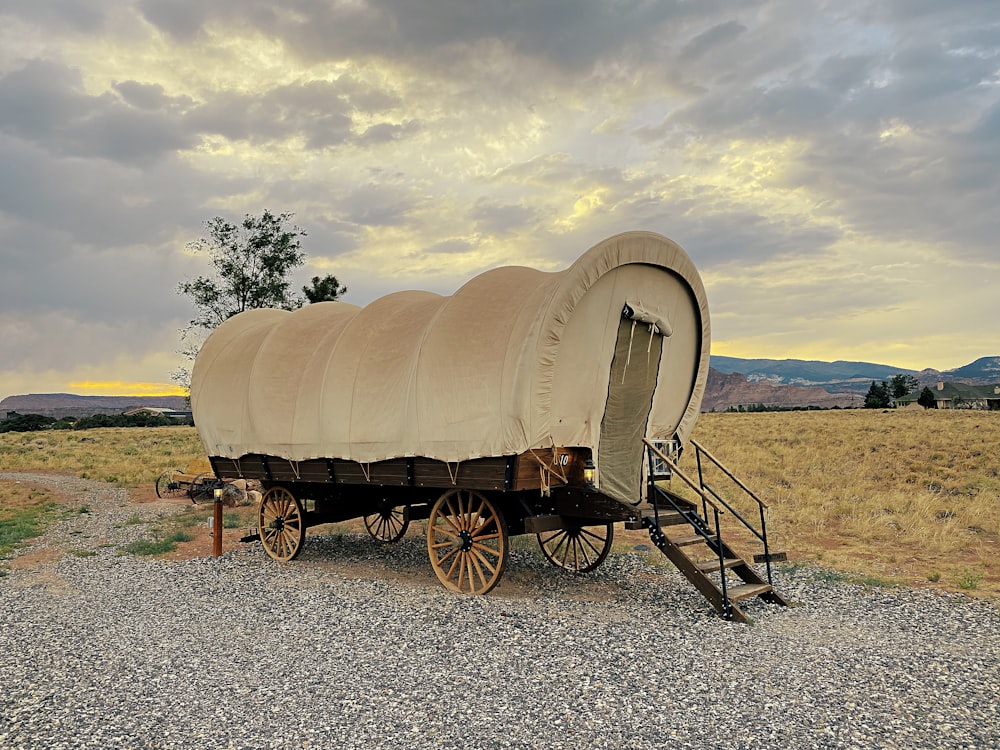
[683,409,999,598]
[1,410,997,597]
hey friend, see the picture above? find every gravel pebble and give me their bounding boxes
[2,472,998,749]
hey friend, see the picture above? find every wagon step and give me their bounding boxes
[624,511,687,530]
[693,557,745,573]
[640,439,791,622]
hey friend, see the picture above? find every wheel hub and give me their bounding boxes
[458,529,473,551]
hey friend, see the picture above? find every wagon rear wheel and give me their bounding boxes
[155,469,186,499]
[537,523,614,573]
[364,503,410,543]
[258,487,306,562]
[427,489,508,595]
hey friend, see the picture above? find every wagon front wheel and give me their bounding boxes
[364,503,410,543]
[155,469,186,499]
[537,523,614,573]
[427,489,508,595]
[258,487,306,562]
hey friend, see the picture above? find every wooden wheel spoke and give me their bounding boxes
[578,534,603,559]
[444,549,463,577]
[455,552,467,590]
[468,496,485,530]
[469,547,498,576]
[470,541,501,560]
[561,536,573,568]
[443,498,463,533]
[471,530,501,544]
[433,526,460,542]
[467,554,482,590]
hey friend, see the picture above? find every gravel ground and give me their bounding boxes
[1,472,998,750]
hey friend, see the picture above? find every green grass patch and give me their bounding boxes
[121,529,194,557]
[0,497,59,557]
[958,569,982,590]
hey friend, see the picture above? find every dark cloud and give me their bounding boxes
[338,182,422,227]
[112,80,193,111]
[0,60,195,165]
[681,20,747,60]
[135,0,706,75]
[137,0,208,41]
[357,121,422,146]
[469,200,538,237]
[0,0,107,33]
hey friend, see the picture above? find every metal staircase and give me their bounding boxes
[626,439,790,622]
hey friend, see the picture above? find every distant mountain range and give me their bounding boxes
[1,393,188,420]
[704,355,1000,411]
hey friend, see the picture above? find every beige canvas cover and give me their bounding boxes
[191,231,711,504]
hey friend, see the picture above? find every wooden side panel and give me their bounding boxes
[267,458,301,482]
[332,459,370,485]
[210,457,241,479]
[299,459,332,483]
[413,457,508,491]
[514,448,587,491]
[369,458,409,486]
[237,455,270,481]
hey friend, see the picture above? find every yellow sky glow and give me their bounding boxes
[69,381,188,397]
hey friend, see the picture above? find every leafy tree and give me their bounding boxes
[0,413,56,432]
[302,274,348,303]
[864,380,892,409]
[917,386,937,409]
[174,210,328,388]
[889,374,920,399]
[179,210,307,330]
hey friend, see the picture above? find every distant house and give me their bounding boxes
[122,406,194,422]
[896,382,1000,410]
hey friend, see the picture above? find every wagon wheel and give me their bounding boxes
[188,472,218,504]
[258,487,306,562]
[155,469,187,499]
[364,503,410,543]
[427,489,508,595]
[537,523,614,573]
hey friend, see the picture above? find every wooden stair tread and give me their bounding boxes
[694,557,744,573]
[624,511,689,530]
[726,583,772,601]
[667,533,708,547]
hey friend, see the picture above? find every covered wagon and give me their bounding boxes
[191,230,786,617]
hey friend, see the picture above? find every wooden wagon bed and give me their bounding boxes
[210,447,587,494]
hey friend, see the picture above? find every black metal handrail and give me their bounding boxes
[643,437,778,590]
[689,438,776,587]
[643,439,732,617]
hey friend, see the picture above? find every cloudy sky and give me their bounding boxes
[1,0,998,399]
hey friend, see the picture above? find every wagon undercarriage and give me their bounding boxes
[211,442,790,620]
[213,449,624,594]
